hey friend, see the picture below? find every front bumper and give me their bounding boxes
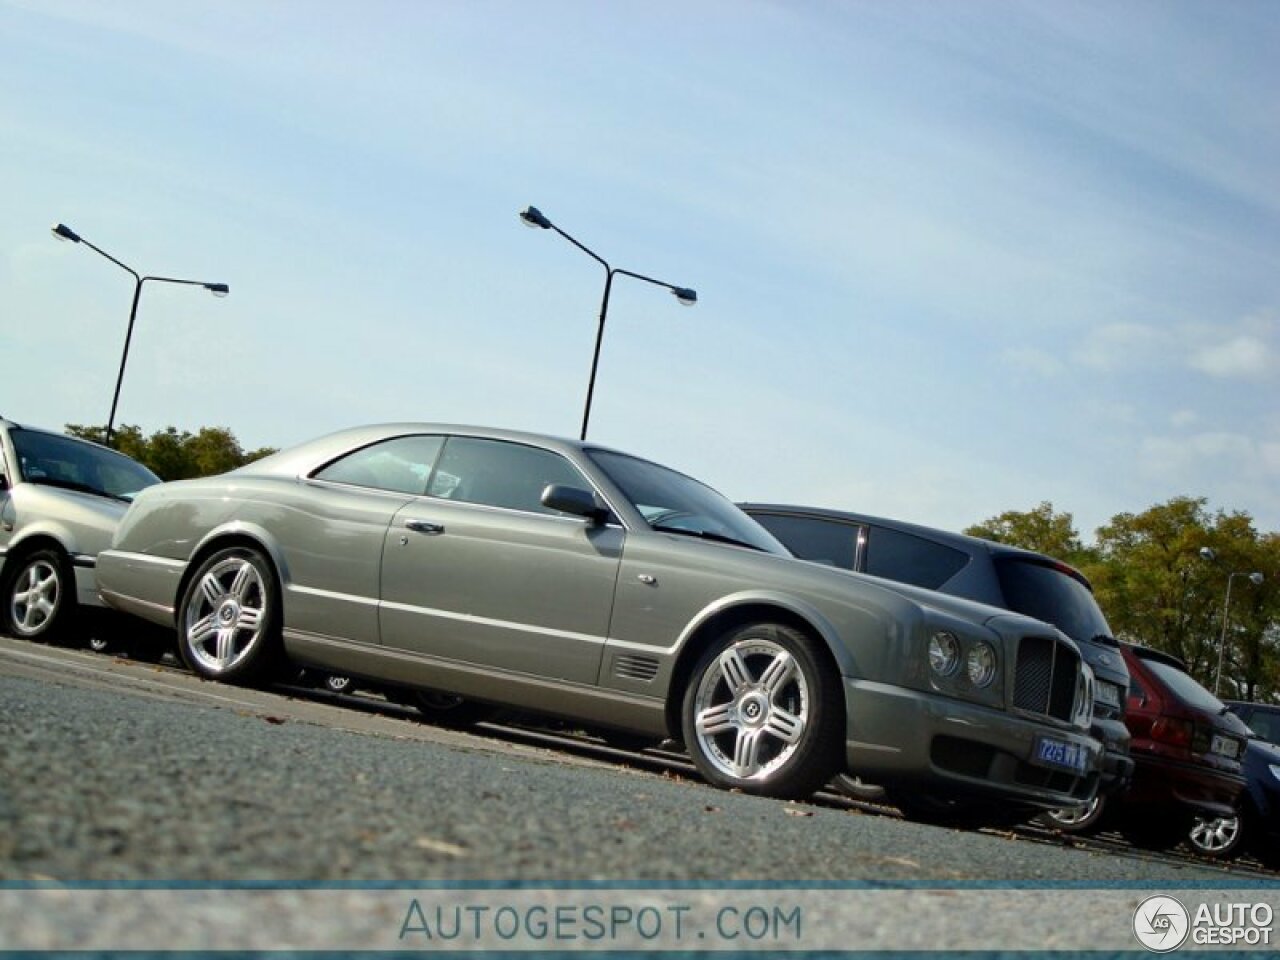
[844,678,1102,810]
[1092,714,1135,795]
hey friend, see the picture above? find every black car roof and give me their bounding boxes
[1123,642,1189,673]
[740,502,1094,588]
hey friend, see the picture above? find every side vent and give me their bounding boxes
[614,653,660,682]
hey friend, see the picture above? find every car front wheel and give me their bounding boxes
[681,622,842,800]
[1039,795,1107,834]
[178,546,282,684]
[3,548,76,643]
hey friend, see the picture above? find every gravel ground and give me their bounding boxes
[0,668,1237,884]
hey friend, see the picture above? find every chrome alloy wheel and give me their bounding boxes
[1044,796,1102,829]
[9,557,61,637]
[183,556,267,674]
[692,637,810,781]
[1189,814,1242,857]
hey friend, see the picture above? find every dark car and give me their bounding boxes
[1108,644,1249,849]
[739,505,1133,798]
[1186,701,1280,865]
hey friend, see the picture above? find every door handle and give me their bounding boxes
[405,519,445,535]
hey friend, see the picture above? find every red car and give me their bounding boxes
[1048,643,1248,849]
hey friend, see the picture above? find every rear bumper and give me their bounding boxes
[1125,752,1247,820]
[844,678,1102,810]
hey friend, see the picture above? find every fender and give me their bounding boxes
[188,520,294,592]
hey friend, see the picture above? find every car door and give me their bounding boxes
[284,434,444,644]
[379,436,624,684]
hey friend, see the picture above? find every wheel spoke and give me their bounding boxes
[188,614,218,647]
[764,706,805,744]
[696,702,736,737]
[214,626,237,665]
[732,728,764,777]
[719,648,752,694]
[237,607,263,632]
[229,562,257,603]
[758,651,796,697]
[199,573,224,608]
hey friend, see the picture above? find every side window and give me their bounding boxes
[748,513,858,570]
[863,526,968,589]
[1127,676,1148,709]
[1247,709,1280,747]
[313,435,444,495]
[428,437,589,516]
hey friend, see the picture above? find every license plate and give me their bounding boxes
[1211,734,1241,759]
[1096,681,1123,709]
[1034,736,1089,774]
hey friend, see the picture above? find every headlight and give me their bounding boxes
[1073,664,1096,728]
[928,631,961,677]
[966,641,998,687]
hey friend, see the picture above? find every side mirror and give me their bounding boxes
[541,484,609,523]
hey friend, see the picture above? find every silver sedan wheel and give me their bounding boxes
[692,636,810,782]
[10,558,62,638]
[182,555,267,675]
[1189,815,1243,857]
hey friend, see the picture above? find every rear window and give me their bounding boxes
[1143,659,1226,716]
[993,557,1111,647]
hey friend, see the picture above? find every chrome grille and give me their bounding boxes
[1014,635,1080,722]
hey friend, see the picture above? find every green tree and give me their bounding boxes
[1090,496,1277,698]
[964,502,1090,565]
[65,423,276,481]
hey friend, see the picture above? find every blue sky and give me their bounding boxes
[2,1,1277,540]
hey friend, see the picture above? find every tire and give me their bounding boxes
[411,690,499,728]
[177,546,282,684]
[1039,795,1108,834]
[830,773,887,802]
[323,674,354,694]
[681,621,842,800]
[1189,813,1246,860]
[3,547,77,643]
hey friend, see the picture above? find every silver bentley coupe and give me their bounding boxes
[97,423,1100,813]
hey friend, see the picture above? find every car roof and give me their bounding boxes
[739,502,1092,584]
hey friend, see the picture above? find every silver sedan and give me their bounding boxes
[97,423,1100,811]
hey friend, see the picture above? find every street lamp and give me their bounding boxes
[51,223,229,446]
[1200,547,1265,696]
[519,206,695,440]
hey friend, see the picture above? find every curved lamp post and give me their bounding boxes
[1199,547,1265,695]
[52,223,228,446]
[519,206,695,441]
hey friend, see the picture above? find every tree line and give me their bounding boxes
[71,422,1277,702]
[966,499,1279,703]
[67,423,276,481]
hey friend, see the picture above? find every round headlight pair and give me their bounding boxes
[928,631,997,688]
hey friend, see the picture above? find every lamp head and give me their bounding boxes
[51,223,82,243]
[672,287,697,306]
[1199,547,1217,562]
[205,283,230,298]
[1249,572,1265,586]
[519,206,552,230]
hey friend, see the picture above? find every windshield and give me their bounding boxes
[1144,659,1226,716]
[993,556,1112,647]
[588,450,786,554]
[11,428,161,502]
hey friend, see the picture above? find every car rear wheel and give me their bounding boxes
[1189,813,1245,859]
[411,690,499,727]
[178,546,282,684]
[681,622,842,800]
[3,548,76,643]
[323,674,354,694]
